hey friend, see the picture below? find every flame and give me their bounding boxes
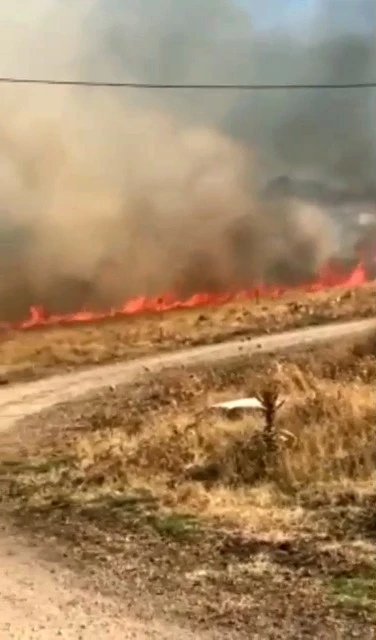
[0,260,368,332]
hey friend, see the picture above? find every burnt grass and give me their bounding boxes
[1,333,376,637]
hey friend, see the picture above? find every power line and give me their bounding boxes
[0,76,375,90]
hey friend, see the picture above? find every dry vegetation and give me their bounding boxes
[1,281,376,384]
[1,332,376,637]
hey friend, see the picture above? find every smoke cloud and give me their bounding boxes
[0,0,373,320]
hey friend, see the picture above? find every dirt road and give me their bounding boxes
[0,524,207,640]
[1,317,375,638]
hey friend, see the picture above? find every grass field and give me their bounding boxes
[1,330,376,637]
[1,281,376,384]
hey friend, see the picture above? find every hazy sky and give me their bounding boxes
[241,0,316,29]
[0,1,374,77]
[242,0,374,31]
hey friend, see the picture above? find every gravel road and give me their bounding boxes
[0,317,375,638]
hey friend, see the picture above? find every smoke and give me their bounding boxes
[0,0,372,320]
[92,0,375,189]
[223,1,376,190]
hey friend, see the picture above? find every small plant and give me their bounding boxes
[256,385,285,478]
[329,575,376,617]
[152,512,199,540]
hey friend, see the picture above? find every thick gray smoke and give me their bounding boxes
[0,1,373,320]
[93,0,376,189]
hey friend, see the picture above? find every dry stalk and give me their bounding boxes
[256,385,285,477]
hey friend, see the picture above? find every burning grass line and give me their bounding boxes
[1,282,376,385]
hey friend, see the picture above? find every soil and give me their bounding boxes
[1,320,376,638]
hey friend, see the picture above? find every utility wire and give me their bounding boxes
[0,77,375,89]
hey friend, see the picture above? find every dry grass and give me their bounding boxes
[1,332,376,636]
[1,281,376,383]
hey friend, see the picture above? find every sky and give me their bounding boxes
[241,0,374,32]
[241,0,316,29]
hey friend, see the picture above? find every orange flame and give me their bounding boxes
[0,261,367,332]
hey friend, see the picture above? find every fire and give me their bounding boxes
[0,260,367,332]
